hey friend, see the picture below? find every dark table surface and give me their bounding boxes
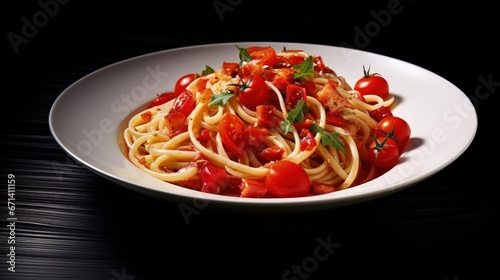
[2,1,499,279]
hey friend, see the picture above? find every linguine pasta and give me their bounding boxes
[122,46,395,198]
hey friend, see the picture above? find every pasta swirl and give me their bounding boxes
[122,46,396,198]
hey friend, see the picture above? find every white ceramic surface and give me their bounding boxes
[49,42,478,211]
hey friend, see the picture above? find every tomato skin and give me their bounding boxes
[199,164,228,194]
[285,84,307,110]
[218,112,247,156]
[239,74,269,108]
[313,56,334,74]
[293,118,313,132]
[246,46,278,67]
[148,74,196,108]
[175,74,196,95]
[149,91,179,108]
[256,105,279,128]
[240,178,268,198]
[222,61,240,77]
[370,106,393,122]
[325,113,346,127]
[376,116,411,153]
[366,137,400,169]
[354,75,389,98]
[265,160,310,198]
[300,80,316,95]
[140,111,152,122]
[197,129,212,143]
[354,67,389,99]
[164,111,186,137]
[172,90,196,117]
[246,126,269,150]
[257,146,285,164]
[299,129,317,151]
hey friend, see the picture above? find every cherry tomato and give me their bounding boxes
[257,146,285,164]
[238,74,269,108]
[256,105,279,128]
[222,61,239,77]
[325,113,346,127]
[240,178,268,198]
[369,106,393,122]
[246,126,269,150]
[149,91,179,108]
[285,84,307,110]
[164,111,187,137]
[354,66,389,99]
[376,116,411,153]
[148,73,196,108]
[246,46,278,67]
[293,118,313,132]
[175,73,196,95]
[199,164,228,194]
[299,129,317,151]
[366,136,400,169]
[218,112,247,156]
[172,90,195,117]
[265,160,310,198]
[313,56,334,74]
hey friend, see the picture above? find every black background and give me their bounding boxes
[2,0,500,279]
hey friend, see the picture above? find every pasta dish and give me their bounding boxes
[122,45,409,198]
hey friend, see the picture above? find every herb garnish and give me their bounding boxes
[280,100,309,134]
[309,124,346,153]
[293,55,314,80]
[280,100,346,153]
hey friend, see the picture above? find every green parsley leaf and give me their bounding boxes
[280,100,309,134]
[201,65,215,76]
[287,100,309,124]
[236,45,252,66]
[280,121,293,134]
[309,123,346,153]
[208,91,235,106]
[293,55,314,80]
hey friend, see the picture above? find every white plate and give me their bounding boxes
[49,42,477,212]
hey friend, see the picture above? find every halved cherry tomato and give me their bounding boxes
[325,113,346,127]
[299,129,317,151]
[148,73,196,108]
[256,105,279,128]
[175,73,196,96]
[222,62,240,77]
[257,146,285,164]
[286,55,305,67]
[140,111,152,122]
[246,126,269,150]
[149,91,179,108]
[240,178,268,198]
[218,112,247,155]
[238,74,269,108]
[164,111,187,137]
[199,164,227,194]
[293,118,313,132]
[375,116,411,153]
[265,160,310,198]
[370,106,393,122]
[366,136,400,169]
[299,80,316,95]
[197,129,212,143]
[354,66,389,99]
[172,90,195,117]
[313,56,334,74]
[285,84,307,110]
[246,46,278,67]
